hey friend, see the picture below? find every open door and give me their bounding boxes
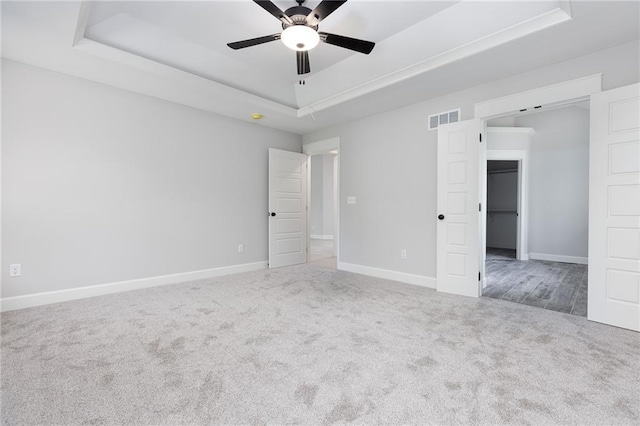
[437,119,484,297]
[268,148,308,269]
[588,83,640,331]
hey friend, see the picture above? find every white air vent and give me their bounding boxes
[428,108,461,130]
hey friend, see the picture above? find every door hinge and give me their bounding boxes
[479,133,482,142]
[478,272,481,281]
[479,203,482,212]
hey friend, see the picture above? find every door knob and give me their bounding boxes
[270,212,276,217]
[438,214,445,220]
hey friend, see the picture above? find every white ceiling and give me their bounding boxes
[2,1,639,135]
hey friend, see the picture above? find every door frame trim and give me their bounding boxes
[303,138,341,264]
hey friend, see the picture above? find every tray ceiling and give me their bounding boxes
[82,0,570,111]
[2,1,639,134]
[85,1,454,107]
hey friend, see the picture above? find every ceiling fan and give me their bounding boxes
[227,0,375,75]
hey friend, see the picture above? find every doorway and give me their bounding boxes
[303,137,340,270]
[437,77,639,331]
[481,102,590,316]
[486,160,520,259]
[309,153,337,268]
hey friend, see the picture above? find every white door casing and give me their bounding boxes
[437,119,483,298]
[588,83,640,332]
[269,148,308,269]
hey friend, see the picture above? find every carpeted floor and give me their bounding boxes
[1,264,639,425]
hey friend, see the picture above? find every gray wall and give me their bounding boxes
[303,40,639,278]
[516,107,590,258]
[2,60,302,298]
[309,154,334,238]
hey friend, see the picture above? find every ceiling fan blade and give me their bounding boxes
[306,0,347,25]
[227,33,281,50]
[319,32,375,54]
[296,51,310,75]
[254,0,293,25]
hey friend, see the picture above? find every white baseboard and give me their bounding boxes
[310,234,334,240]
[528,253,587,265]
[0,261,268,312]
[519,253,530,261]
[338,262,436,289]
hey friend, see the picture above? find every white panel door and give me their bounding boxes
[269,148,308,269]
[589,83,640,331]
[437,119,483,297]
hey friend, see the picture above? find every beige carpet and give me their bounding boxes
[1,264,639,425]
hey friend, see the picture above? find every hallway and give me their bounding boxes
[309,238,336,269]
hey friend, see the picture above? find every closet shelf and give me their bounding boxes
[488,169,518,175]
[487,209,518,217]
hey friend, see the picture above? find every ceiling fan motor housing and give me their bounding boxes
[282,6,319,29]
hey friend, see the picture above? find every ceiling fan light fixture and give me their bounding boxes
[281,25,319,51]
[228,1,376,75]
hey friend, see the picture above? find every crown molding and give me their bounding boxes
[297,6,572,117]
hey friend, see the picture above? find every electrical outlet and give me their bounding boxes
[238,244,244,253]
[400,250,407,259]
[10,264,21,277]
